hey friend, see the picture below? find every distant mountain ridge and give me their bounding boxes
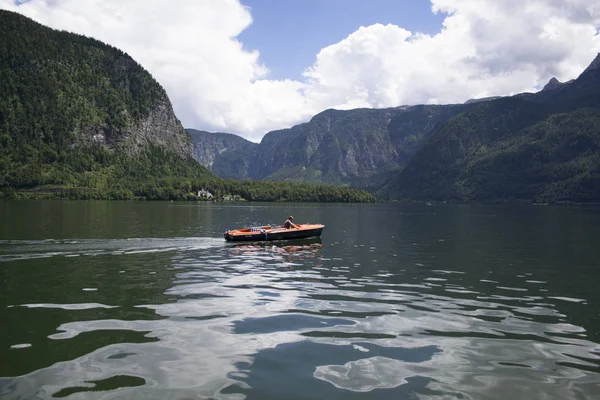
[190,104,476,189]
[191,53,600,204]
[385,53,600,203]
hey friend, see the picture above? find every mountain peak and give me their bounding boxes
[542,77,563,91]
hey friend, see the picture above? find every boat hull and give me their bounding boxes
[224,224,324,242]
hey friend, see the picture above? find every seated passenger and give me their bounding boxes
[284,216,298,229]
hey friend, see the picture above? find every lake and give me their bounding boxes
[1,200,599,399]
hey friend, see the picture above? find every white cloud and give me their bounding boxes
[306,0,600,110]
[1,0,599,142]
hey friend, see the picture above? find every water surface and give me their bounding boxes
[1,201,599,399]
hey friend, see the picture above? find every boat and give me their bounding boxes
[223,223,325,242]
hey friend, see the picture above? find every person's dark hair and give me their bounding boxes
[289,216,294,220]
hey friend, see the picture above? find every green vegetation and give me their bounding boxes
[0,138,376,202]
[196,178,376,203]
[0,11,166,141]
[384,105,600,204]
[0,142,210,200]
[466,109,600,203]
[382,55,600,204]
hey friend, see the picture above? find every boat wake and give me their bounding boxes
[0,237,225,263]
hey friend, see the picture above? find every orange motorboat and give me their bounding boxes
[224,223,325,242]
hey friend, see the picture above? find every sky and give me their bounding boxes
[238,0,445,81]
[1,0,599,142]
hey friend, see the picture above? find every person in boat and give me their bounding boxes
[284,216,298,229]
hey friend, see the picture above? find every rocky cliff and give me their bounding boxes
[187,129,257,180]
[247,107,404,186]
[191,104,473,188]
[0,10,210,198]
[124,100,192,157]
[0,10,192,159]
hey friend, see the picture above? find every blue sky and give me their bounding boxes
[239,0,445,81]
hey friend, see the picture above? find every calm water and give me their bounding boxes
[1,201,600,399]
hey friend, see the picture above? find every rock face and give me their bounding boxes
[0,9,193,160]
[191,104,473,188]
[187,129,257,179]
[80,98,192,158]
[247,107,404,186]
[74,68,193,159]
[128,100,192,157]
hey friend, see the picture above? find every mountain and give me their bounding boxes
[191,53,600,204]
[384,53,600,203]
[13,4,594,205]
[0,10,375,203]
[247,107,406,187]
[0,9,211,199]
[191,104,474,189]
[543,77,563,91]
[0,10,192,158]
[187,129,257,180]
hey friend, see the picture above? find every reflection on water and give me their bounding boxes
[229,238,324,266]
[52,375,146,398]
[1,201,600,399]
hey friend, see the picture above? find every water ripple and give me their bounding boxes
[1,235,599,399]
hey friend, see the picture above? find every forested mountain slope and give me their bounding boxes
[383,54,600,203]
[0,10,375,203]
